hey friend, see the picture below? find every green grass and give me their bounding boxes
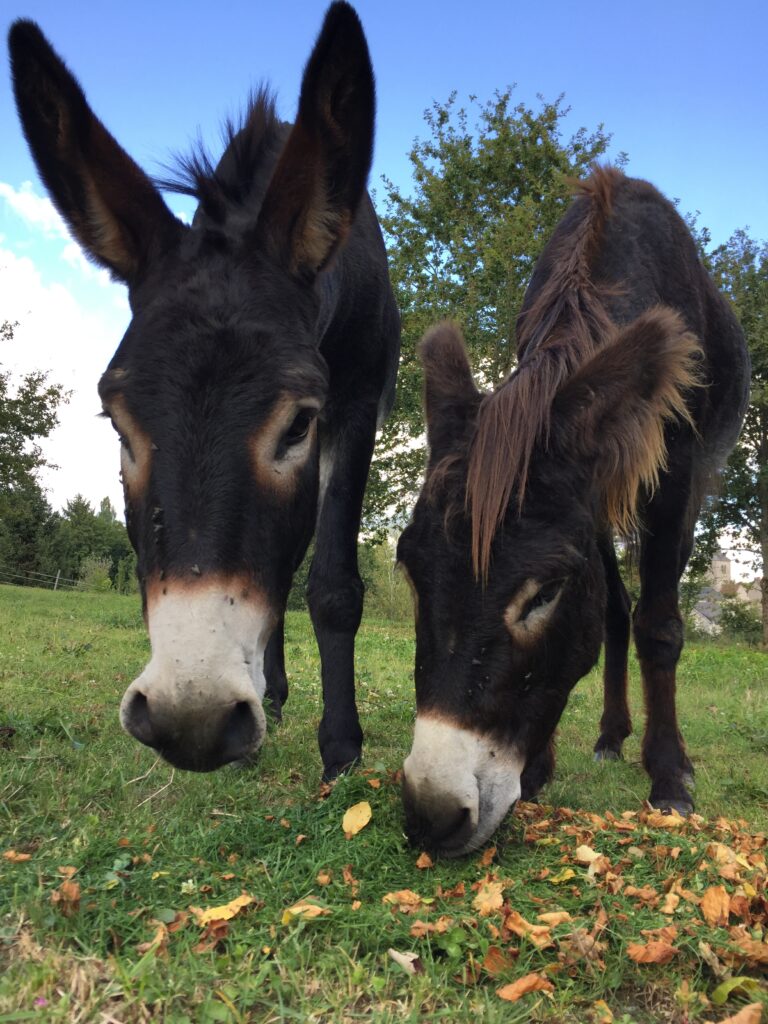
[0,583,766,1023]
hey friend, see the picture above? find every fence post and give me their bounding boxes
[54,570,60,591]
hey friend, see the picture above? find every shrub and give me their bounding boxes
[76,555,113,593]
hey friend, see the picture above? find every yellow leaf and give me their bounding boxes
[191,893,254,926]
[549,867,575,885]
[593,999,614,1023]
[497,972,554,1002]
[342,801,372,838]
[281,900,331,924]
[151,871,169,880]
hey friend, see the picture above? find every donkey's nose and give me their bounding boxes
[121,688,265,771]
[402,774,477,854]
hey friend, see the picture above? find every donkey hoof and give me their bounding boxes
[593,748,622,762]
[659,799,694,817]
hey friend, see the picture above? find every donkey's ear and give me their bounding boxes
[419,322,481,457]
[255,2,374,277]
[551,307,701,533]
[9,20,182,284]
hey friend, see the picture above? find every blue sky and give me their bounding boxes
[1,0,767,515]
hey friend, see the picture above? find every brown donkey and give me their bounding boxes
[398,167,749,855]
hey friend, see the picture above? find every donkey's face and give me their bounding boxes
[400,318,698,855]
[10,3,375,770]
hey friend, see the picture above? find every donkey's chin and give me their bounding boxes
[402,716,524,858]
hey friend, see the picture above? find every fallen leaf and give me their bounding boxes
[478,846,497,867]
[549,867,576,885]
[351,900,362,911]
[497,972,554,1002]
[316,869,332,886]
[437,881,466,899]
[592,999,614,1023]
[388,948,424,975]
[537,911,572,926]
[728,926,768,967]
[410,915,454,938]
[194,919,229,953]
[50,879,80,916]
[482,945,518,976]
[698,940,730,980]
[415,852,434,870]
[190,893,254,926]
[281,900,331,925]
[295,834,308,846]
[136,921,168,956]
[382,889,422,914]
[701,885,730,927]
[704,1006,763,1024]
[626,940,678,965]
[367,778,381,789]
[472,880,504,916]
[342,864,359,895]
[661,892,680,915]
[3,850,31,862]
[575,845,601,864]
[342,801,372,839]
[504,911,554,948]
[711,977,763,1006]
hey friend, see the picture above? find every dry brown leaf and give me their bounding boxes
[316,869,332,886]
[342,801,372,838]
[537,911,572,926]
[705,1006,763,1024]
[497,972,554,1002]
[701,885,730,927]
[367,778,381,789]
[388,948,424,975]
[295,834,308,846]
[382,889,422,914]
[478,846,497,867]
[3,849,31,862]
[415,852,434,870]
[50,879,80,916]
[136,921,168,956]
[558,928,607,971]
[437,881,466,899]
[193,919,229,953]
[472,880,505,917]
[641,807,686,829]
[504,911,554,948]
[281,900,331,924]
[728,927,768,967]
[481,945,518,976]
[57,866,78,878]
[626,940,678,965]
[698,939,730,980]
[661,892,680,915]
[190,893,254,926]
[342,864,360,895]
[409,915,454,938]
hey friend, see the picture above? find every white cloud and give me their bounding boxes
[61,241,112,287]
[0,180,70,239]
[0,243,129,516]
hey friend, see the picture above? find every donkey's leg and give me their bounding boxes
[521,737,556,802]
[594,536,633,761]
[264,617,288,722]
[307,410,378,780]
[633,502,696,814]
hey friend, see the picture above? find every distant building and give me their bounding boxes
[711,550,732,587]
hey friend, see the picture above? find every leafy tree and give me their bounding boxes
[699,232,768,646]
[47,494,132,583]
[0,319,68,487]
[364,89,615,531]
[0,473,57,579]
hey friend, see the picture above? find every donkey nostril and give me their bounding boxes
[219,701,259,763]
[123,691,156,747]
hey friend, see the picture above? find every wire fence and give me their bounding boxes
[0,564,79,591]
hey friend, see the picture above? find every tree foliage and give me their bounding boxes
[364,89,615,531]
[0,319,68,487]
[699,232,768,645]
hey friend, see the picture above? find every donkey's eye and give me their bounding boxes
[521,579,563,620]
[284,409,315,446]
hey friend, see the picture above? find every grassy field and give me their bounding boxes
[0,583,766,1023]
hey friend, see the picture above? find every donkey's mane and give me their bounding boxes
[155,87,286,225]
[466,165,625,578]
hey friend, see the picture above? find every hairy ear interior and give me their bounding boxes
[552,306,702,533]
[418,322,481,457]
[255,1,375,276]
[9,19,182,283]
